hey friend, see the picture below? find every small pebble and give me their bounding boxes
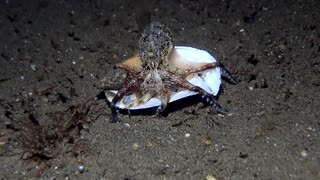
[218,114,224,117]
[301,150,308,157]
[30,64,36,71]
[185,133,190,138]
[78,165,85,173]
[132,143,139,150]
[204,137,212,145]
[206,175,216,180]
[124,123,130,128]
[146,140,155,149]
[306,127,315,132]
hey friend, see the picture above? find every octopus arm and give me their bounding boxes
[106,46,222,110]
[106,90,198,110]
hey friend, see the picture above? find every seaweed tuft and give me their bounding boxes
[14,103,93,161]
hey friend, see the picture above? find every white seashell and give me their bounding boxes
[106,46,221,110]
[174,46,221,95]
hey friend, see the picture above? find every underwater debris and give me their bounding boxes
[14,104,93,161]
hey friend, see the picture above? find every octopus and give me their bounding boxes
[106,22,237,122]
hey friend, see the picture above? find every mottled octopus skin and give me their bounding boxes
[109,22,236,122]
[106,46,223,110]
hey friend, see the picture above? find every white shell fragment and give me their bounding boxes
[106,46,221,110]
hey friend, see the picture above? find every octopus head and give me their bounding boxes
[138,22,174,68]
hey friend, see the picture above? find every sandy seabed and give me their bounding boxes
[0,0,319,179]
